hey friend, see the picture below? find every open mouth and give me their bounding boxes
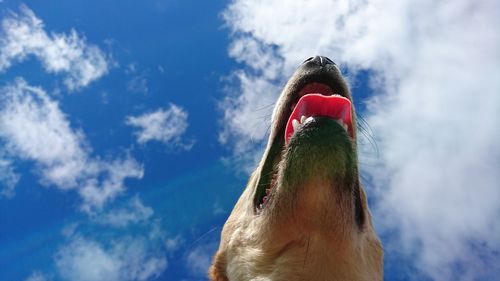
[256,81,354,213]
[285,92,353,144]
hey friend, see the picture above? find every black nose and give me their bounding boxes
[303,56,335,66]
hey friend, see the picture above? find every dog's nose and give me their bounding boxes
[303,56,336,66]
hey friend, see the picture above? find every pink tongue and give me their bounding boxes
[285,94,353,144]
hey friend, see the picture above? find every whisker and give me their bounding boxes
[265,123,272,135]
[356,113,379,155]
[303,235,311,268]
[187,226,220,250]
[253,102,276,112]
[258,113,273,121]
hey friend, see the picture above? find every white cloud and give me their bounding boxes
[56,198,169,281]
[219,71,278,153]
[185,242,218,278]
[25,271,49,281]
[0,79,89,187]
[94,196,154,228]
[0,5,108,90]
[0,79,143,211]
[127,74,149,95]
[164,235,183,253]
[126,105,192,149]
[77,157,144,212]
[0,155,20,197]
[56,235,167,281]
[222,0,500,280]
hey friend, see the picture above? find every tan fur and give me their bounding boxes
[210,57,383,281]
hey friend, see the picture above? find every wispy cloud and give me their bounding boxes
[164,235,183,253]
[126,105,193,150]
[222,0,500,280]
[0,5,108,90]
[56,234,166,281]
[94,195,154,228]
[185,242,218,278]
[127,74,149,95]
[218,71,279,153]
[0,79,143,211]
[56,197,168,281]
[0,155,19,197]
[25,271,49,281]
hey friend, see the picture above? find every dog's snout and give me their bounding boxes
[303,56,336,66]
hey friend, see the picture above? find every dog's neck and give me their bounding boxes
[224,227,366,281]
[218,183,369,281]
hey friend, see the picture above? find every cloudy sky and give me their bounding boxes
[0,1,498,281]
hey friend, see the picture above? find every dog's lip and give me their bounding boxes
[298,82,335,98]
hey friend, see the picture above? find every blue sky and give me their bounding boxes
[0,1,499,281]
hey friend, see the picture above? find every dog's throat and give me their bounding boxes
[285,94,353,144]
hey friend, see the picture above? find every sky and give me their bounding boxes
[0,1,498,281]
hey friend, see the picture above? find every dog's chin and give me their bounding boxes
[258,117,359,235]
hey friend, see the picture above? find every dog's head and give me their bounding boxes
[210,56,383,281]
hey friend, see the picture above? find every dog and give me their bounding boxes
[210,56,383,281]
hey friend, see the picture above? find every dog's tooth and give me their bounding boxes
[304,116,314,124]
[292,119,300,131]
[333,119,348,131]
[300,115,306,124]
